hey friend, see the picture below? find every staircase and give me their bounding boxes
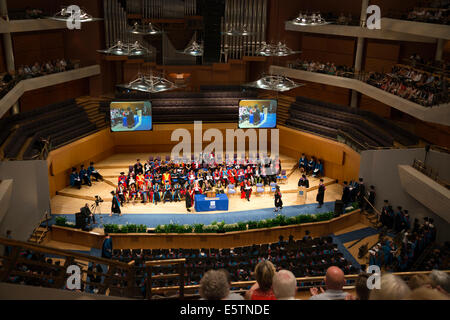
[28,213,51,244]
[277,95,295,125]
[76,96,109,130]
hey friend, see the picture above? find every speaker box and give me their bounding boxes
[334,200,344,217]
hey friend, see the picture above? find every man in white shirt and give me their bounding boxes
[273,270,298,300]
[309,266,349,300]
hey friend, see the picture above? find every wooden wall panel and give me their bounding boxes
[283,80,351,106]
[359,95,392,118]
[12,31,65,67]
[279,126,360,183]
[49,210,362,249]
[301,35,356,67]
[47,130,116,196]
[364,40,400,73]
[19,79,89,113]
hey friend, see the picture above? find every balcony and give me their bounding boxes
[0,65,101,118]
[398,164,450,223]
[269,65,450,126]
[285,21,437,43]
[0,18,67,33]
[381,18,450,41]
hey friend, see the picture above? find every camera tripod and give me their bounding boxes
[89,202,105,229]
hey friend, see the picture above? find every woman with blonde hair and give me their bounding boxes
[245,260,277,300]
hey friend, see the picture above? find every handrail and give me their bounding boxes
[148,270,450,295]
[412,159,450,189]
[0,237,130,268]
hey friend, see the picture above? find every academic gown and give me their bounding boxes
[316,185,325,205]
[111,195,121,214]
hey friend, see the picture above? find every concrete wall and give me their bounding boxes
[0,161,50,241]
[359,148,450,242]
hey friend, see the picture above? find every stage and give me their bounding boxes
[51,153,343,219]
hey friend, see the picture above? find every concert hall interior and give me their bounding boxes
[0,0,449,304]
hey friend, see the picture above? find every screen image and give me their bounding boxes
[110,101,152,132]
[239,99,277,129]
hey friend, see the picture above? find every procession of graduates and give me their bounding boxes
[110,154,283,214]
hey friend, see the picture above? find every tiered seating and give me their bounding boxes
[103,90,259,124]
[1,99,98,160]
[286,96,419,149]
[112,236,356,289]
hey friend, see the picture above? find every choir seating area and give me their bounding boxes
[286,96,420,151]
[0,99,99,160]
[104,88,258,124]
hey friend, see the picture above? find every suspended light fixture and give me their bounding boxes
[180,40,204,57]
[244,75,304,92]
[47,6,102,23]
[97,41,152,56]
[222,24,254,36]
[256,42,301,57]
[291,12,330,26]
[117,74,178,93]
[129,22,163,35]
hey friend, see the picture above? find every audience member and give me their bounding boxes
[369,274,411,300]
[199,270,230,300]
[272,270,298,300]
[309,266,349,300]
[245,260,277,300]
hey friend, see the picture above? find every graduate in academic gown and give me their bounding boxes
[341,181,351,206]
[70,167,82,189]
[110,191,121,216]
[274,186,283,213]
[316,179,326,208]
[186,187,194,213]
[298,174,310,188]
[79,165,92,186]
[299,153,308,170]
[88,162,103,181]
[101,234,113,259]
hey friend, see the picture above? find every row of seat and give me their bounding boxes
[295,96,419,146]
[2,99,98,160]
[151,98,242,106]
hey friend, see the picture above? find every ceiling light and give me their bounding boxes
[117,74,178,93]
[244,75,304,92]
[256,42,301,57]
[180,40,203,57]
[98,41,152,56]
[47,6,102,23]
[129,22,163,35]
[222,24,254,36]
[291,12,331,26]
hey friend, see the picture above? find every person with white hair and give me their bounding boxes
[199,270,230,300]
[272,270,298,300]
[429,270,450,294]
[369,273,411,300]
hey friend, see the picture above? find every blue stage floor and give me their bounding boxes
[49,201,336,228]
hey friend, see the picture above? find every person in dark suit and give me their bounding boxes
[126,107,135,128]
[81,203,95,225]
[341,181,351,207]
[101,234,113,259]
[316,179,326,208]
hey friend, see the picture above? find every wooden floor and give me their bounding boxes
[51,153,342,215]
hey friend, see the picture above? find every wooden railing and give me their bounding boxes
[0,237,136,298]
[1,236,449,299]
